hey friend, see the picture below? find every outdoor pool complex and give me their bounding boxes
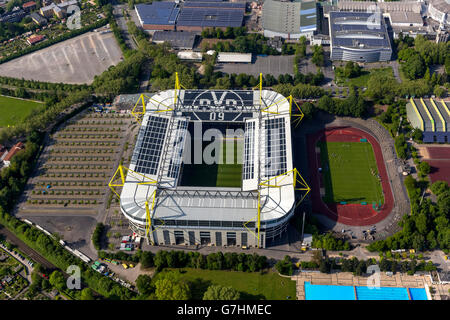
[304,282,429,300]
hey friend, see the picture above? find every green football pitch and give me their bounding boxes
[0,95,44,128]
[179,137,243,187]
[318,141,384,204]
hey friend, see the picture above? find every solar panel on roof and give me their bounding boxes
[243,121,255,180]
[134,116,169,175]
[264,118,287,177]
[177,8,244,27]
[167,119,188,179]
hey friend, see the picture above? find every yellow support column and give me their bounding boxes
[259,73,263,106]
[430,98,446,132]
[174,72,181,105]
[420,98,435,132]
[257,191,261,248]
[410,98,424,131]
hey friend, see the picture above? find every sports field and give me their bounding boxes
[180,137,243,187]
[318,141,384,204]
[0,95,44,128]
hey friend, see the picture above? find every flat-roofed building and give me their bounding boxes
[329,11,392,62]
[135,2,180,31]
[262,0,317,40]
[388,12,423,28]
[152,31,198,50]
[217,52,252,63]
[337,1,422,14]
[177,50,203,61]
[428,0,450,25]
[176,0,245,32]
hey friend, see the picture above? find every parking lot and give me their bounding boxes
[215,55,295,77]
[0,30,123,84]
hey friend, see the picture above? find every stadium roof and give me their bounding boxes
[120,89,296,225]
[329,11,391,50]
[262,0,317,35]
[135,2,180,26]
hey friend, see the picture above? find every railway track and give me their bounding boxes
[0,224,104,298]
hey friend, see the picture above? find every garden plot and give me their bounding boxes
[22,111,134,212]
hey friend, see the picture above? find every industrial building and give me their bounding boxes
[111,83,310,248]
[406,98,450,143]
[176,0,245,32]
[336,1,422,14]
[262,0,317,40]
[335,1,429,39]
[135,2,180,31]
[328,11,392,63]
[135,0,244,32]
[152,31,198,49]
[428,0,450,25]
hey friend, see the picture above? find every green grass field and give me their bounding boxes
[336,67,395,88]
[319,141,384,204]
[154,268,296,300]
[0,95,44,128]
[180,138,242,187]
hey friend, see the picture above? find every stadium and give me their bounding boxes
[110,75,310,248]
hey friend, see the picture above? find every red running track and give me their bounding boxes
[307,127,394,226]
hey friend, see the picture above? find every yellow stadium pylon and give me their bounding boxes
[290,96,305,128]
[108,165,158,199]
[174,72,187,106]
[131,93,175,124]
[247,168,311,248]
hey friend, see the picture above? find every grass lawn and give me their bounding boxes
[0,95,44,128]
[337,67,395,88]
[154,268,296,300]
[180,138,242,187]
[319,141,384,204]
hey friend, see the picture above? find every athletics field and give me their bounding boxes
[318,141,384,205]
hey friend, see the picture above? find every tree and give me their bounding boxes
[203,285,240,300]
[140,251,154,268]
[136,274,153,296]
[80,288,94,300]
[49,270,65,291]
[155,278,190,300]
[430,181,449,196]
[275,256,293,276]
[418,161,431,176]
[311,45,324,67]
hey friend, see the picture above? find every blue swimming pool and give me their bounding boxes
[409,288,428,300]
[304,282,428,300]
